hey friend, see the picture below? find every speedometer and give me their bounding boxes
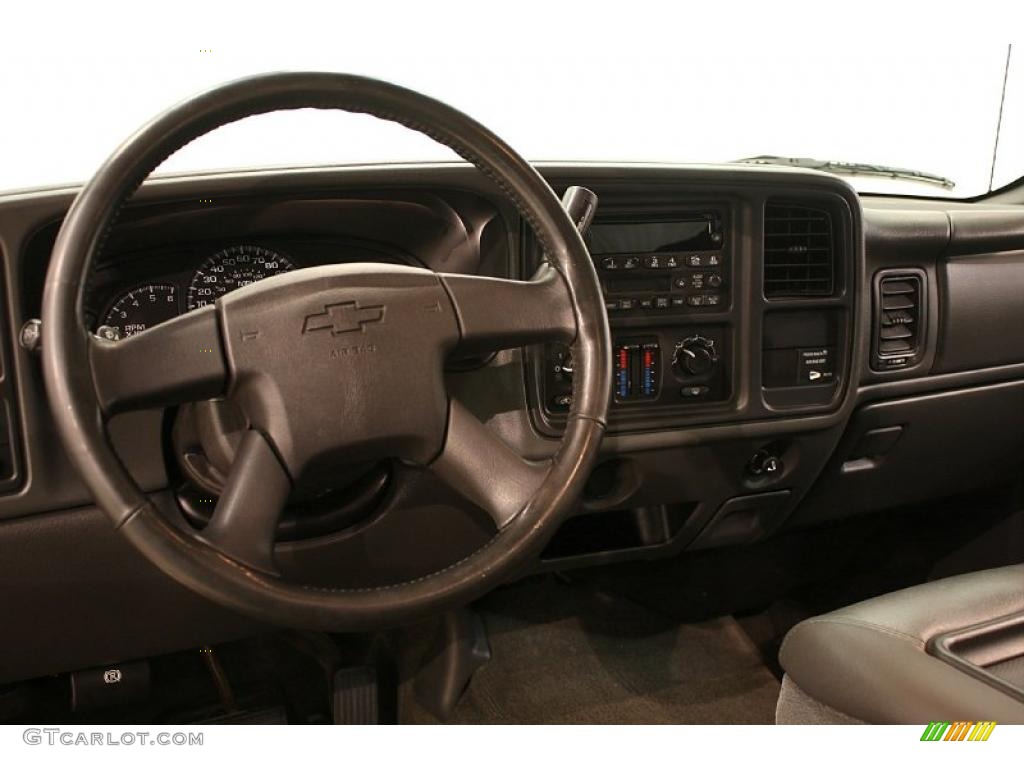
[100,283,179,340]
[186,245,295,311]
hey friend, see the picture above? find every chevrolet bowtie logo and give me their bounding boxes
[303,301,385,335]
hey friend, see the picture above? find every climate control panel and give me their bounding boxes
[544,327,730,415]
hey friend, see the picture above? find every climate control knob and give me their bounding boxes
[673,336,719,376]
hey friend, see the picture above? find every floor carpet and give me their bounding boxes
[404,576,780,724]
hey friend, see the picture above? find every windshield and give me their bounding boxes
[2,44,1021,198]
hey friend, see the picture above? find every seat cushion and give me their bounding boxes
[778,564,1024,724]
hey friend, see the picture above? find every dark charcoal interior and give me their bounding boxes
[1,155,1023,723]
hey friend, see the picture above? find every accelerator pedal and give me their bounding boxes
[332,666,379,724]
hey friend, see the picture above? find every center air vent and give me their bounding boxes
[874,271,924,370]
[763,203,835,297]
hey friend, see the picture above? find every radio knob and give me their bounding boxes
[707,273,723,288]
[673,336,718,376]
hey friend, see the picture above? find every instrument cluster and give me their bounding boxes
[97,244,296,340]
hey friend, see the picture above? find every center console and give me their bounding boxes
[544,206,735,417]
[529,181,857,437]
[522,174,861,571]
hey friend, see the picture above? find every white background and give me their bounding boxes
[1,2,1022,197]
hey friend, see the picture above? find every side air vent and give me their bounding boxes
[874,271,924,370]
[763,203,835,297]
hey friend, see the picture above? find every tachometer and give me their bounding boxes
[99,283,180,340]
[186,245,295,311]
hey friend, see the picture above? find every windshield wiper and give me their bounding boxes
[734,155,956,190]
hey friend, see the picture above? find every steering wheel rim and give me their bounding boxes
[41,72,611,630]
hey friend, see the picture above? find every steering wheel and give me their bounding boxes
[41,73,611,630]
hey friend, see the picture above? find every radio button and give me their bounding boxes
[623,256,641,270]
[654,296,670,310]
[705,294,722,307]
[708,254,721,266]
[605,299,621,311]
[602,257,620,270]
[670,297,686,308]
[665,256,679,268]
[686,255,702,267]
[639,297,654,309]
[687,295,705,307]
[644,255,662,269]
[674,276,687,289]
[619,298,636,310]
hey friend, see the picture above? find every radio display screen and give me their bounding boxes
[586,219,716,255]
[604,274,672,294]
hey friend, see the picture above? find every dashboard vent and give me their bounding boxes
[874,272,923,369]
[763,203,835,297]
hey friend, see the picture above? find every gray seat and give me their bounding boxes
[777,564,1024,724]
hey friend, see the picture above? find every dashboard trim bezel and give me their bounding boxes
[523,173,863,437]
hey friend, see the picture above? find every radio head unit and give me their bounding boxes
[585,211,728,315]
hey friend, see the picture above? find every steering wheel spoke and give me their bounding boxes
[89,305,227,415]
[196,429,291,575]
[441,263,576,356]
[430,399,550,529]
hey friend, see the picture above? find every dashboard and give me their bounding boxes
[0,162,1022,683]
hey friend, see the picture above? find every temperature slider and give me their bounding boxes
[613,341,660,400]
